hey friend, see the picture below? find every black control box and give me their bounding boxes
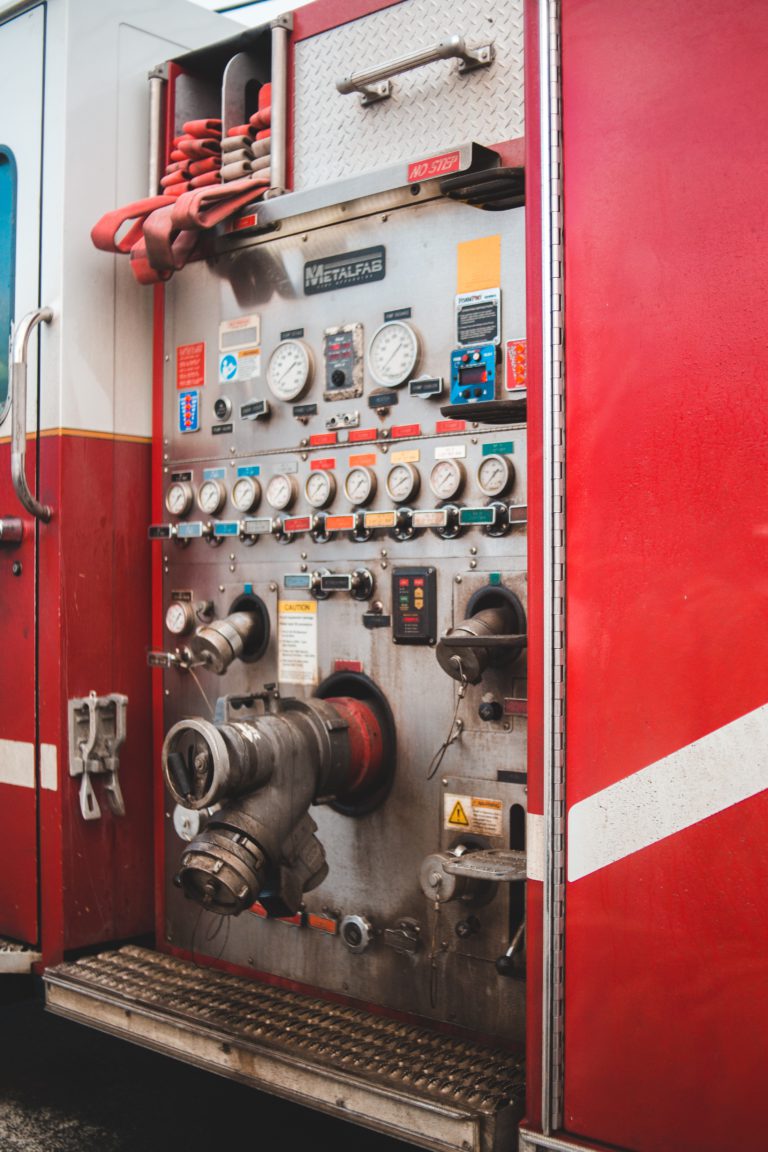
[392,567,437,644]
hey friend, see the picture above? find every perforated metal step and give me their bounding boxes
[44,945,524,1152]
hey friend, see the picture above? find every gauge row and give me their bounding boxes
[165,456,516,517]
[266,319,419,400]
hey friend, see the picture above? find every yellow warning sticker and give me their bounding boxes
[444,793,504,837]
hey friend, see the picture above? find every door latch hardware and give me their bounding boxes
[68,691,128,821]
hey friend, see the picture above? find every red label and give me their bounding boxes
[348,428,377,443]
[391,423,421,439]
[504,697,528,716]
[325,514,355,531]
[306,913,338,935]
[176,342,205,389]
[310,457,336,471]
[349,452,376,467]
[234,214,257,231]
[249,903,304,925]
[334,659,364,673]
[408,150,461,183]
[284,516,311,533]
[309,432,337,447]
[505,338,527,391]
[436,419,466,434]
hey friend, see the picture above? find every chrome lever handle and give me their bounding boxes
[10,306,53,523]
[336,35,494,105]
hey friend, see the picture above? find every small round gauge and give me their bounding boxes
[266,472,298,511]
[344,465,377,506]
[231,475,261,513]
[196,479,226,515]
[267,339,314,402]
[386,462,420,504]
[305,470,336,509]
[165,481,193,517]
[429,458,466,501]
[477,454,515,498]
[165,601,195,636]
[367,320,420,388]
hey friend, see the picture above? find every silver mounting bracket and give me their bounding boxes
[68,691,128,821]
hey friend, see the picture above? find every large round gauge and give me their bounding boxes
[196,479,226,515]
[386,462,420,504]
[477,454,515,498]
[305,470,336,509]
[231,475,261,513]
[367,320,420,388]
[344,465,377,506]
[165,480,193,517]
[267,339,313,402]
[429,458,466,501]
[266,472,297,511]
[165,601,195,636]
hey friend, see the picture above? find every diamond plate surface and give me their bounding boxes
[293,0,524,190]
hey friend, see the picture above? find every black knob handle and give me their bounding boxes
[479,699,503,722]
[495,954,517,977]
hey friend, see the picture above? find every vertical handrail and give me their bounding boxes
[10,306,53,522]
[268,17,290,195]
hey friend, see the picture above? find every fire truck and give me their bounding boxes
[0,0,765,1150]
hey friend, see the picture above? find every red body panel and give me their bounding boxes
[561,1,768,1148]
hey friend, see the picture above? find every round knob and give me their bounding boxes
[479,698,503,722]
[495,954,517,978]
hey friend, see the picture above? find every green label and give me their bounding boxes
[459,507,496,526]
[483,441,514,456]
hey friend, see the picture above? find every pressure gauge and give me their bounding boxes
[266,472,297,511]
[477,454,515,498]
[305,470,336,509]
[267,339,313,402]
[231,475,261,513]
[367,320,420,388]
[165,601,195,636]
[429,458,466,501]
[196,479,226,515]
[344,465,377,506]
[386,462,420,504]
[165,481,193,517]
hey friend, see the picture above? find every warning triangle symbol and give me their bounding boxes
[448,800,469,826]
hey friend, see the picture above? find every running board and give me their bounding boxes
[44,945,524,1152]
[0,938,41,973]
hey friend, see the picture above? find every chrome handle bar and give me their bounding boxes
[10,306,53,523]
[336,35,494,105]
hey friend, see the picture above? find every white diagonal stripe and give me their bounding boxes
[0,739,35,789]
[568,702,768,881]
[40,743,57,791]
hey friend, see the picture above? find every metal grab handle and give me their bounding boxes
[10,306,53,523]
[336,34,494,106]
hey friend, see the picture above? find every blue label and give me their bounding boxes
[284,574,312,589]
[176,522,203,539]
[237,465,261,478]
[219,353,238,381]
[203,467,227,480]
[178,390,200,434]
[213,521,240,537]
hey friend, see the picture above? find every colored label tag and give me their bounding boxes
[310,457,336,471]
[284,574,312,589]
[243,517,273,535]
[278,600,318,686]
[325,514,355,532]
[283,516,311,533]
[237,465,260,477]
[505,338,527,391]
[391,448,420,464]
[444,793,503,837]
[408,149,461,183]
[349,453,376,467]
[148,525,171,539]
[459,507,496,526]
[436,419,466,434]
[483,441,514,456]
[348,428,377,443]
[309,432,337,447]
[435,443,466,460]
[364,511,397,529]
[219,313,260,352]
[384,307,411,322]
[178,389,200,433]
[413,509,447,528]
[213,521,240,537]
[176,343,205,390]
[391,424,421,440]
[203,467,226,480]
[176,522,203,538]
[234,213,257,231]
[333,659,363,673]
[240,399,269,420]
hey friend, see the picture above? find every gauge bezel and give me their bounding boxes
[165,481,193,517]
[196,479,226,515]
[231,475,261,513]
[429,458,466,501]
[367,320,420,389]
[265,472,297,511]
[477,453,515,498]
[266,338,314,402]
[165,602,193,636]
[385,461,420,504]
[305,469,337,509]
[344,465,377,506]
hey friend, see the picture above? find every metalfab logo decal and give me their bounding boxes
[304,246,385,295]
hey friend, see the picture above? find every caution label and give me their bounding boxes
[278,600,318,686]
[444,793,504,837]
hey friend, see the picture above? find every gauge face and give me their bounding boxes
[367,321,420,388]
[165,602,193,636]
[305,470,336,509]
[266,472,297,511]
[267,339,313,402]
[477,454,515,497]
[165,481,193,517]
[231,475,261,513]
[344,466,377,506]
[386,462,420,504]
[429,458,465,500]
[197,479,226,515]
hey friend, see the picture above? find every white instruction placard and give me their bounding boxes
[278,600,318,686]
